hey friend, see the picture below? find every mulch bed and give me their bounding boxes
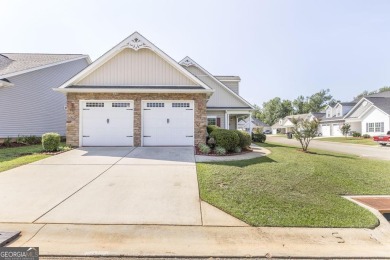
[0,142,29,149]
[195,146,253,156]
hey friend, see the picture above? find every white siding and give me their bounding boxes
[361,107,390,135]
[77,49,197,86]
[184,66,249,108]
[0,58,89,137]
[348,102,371,118]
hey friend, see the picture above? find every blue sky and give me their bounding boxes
[1,0,389,106]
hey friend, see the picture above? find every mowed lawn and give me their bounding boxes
[317,137,378,146]
[0,145,50,172]
[197,142,390,228]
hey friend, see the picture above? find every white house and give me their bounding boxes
[319,102,357,136]
[271,113,324,134]
[237,117,271,133]
[344,91,390,136]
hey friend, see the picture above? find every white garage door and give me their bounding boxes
[332,124,343,137]
[81,101,134,146]
[142,101,194,146]
[321,124,330,137]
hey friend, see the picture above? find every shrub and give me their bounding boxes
[207,125,220,135]
[233,130,251,148]
[207,137,216,148]
[214,146,226,155]
[198,143,211,154]
[2,137,12,147]
[352,132,361,138]
[210,129,239,152]
[16,135,41,145]
[252,133,266,143]
[42,132,61,152]
[234,146,242,153]
[362,134,371,139]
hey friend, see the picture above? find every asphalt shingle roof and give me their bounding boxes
[366,97,390,115]
[0,53,86,77]
[367,91,390,98]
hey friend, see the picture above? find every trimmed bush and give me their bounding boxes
[210,129,239,152]
[207,125,220,135]
[252,133,266,143]
[16,135,41,145]
[362,134,371,139]
[42,132,61,152]
[198,143,211,154]
[233,130,252,149]
[234,146,242,153]
[352,132,362,138]
[214,146,226,155]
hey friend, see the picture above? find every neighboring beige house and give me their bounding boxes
[238,118,271,133]
[56,32,253,147]
[271,113,324,134]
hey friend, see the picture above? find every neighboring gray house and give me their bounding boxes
[319,102,357,136]
[238,118,271,133]
[0,53,90,138]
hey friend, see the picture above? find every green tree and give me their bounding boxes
[292,95,308,114]
[291,118,320,152]
[340,123,351,138]
[306,89,333,113]
[255,97,293,126]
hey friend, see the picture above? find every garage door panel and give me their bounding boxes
[81,101,134,146]
[142,101,194,146]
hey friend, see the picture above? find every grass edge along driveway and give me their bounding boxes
[197,142,390,228]
[0,145,50,173]
[317,137,378,146]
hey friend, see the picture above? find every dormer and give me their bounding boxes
[215,76,240,95]
[325,105,333,118]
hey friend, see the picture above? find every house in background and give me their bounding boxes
[56,32,253,147]
[0,53,90,138]
[271,113,325,134]
[319,102,357,136]
[344,91,390,135]
[238,117,271,133]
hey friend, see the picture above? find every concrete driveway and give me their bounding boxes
[0,147,202,225]
[267,135,390,160]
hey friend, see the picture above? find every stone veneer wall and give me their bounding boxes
[66,92,207,147]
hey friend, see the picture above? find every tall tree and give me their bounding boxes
[255,97,293,125]
[293,95,307,114]
[305,89,333,113]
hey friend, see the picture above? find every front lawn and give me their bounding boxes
[317,137,377,146]
[0,145,50,172]
[197,142,390,228]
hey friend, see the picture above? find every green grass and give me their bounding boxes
[0,144,50,172]
[317,137,377,146]
[197,142,390,228]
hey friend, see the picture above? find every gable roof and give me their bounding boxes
[57,32,213,94]
[179,56,254,109]
[0,53,90,78]
[365,97,390,115]
[240,117,270,127]
[366,90,390,98]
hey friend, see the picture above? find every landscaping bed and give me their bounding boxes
[195,146,253,156]
[197,142,390,228]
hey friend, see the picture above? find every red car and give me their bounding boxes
[373,131,390,146]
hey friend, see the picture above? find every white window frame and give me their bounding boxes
[207,116,217,126]
[366,122,384,133]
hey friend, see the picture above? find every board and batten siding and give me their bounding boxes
[184,65,247,108]
[0,58,89,137]
[77,49,197,86]
[220,80,239,95]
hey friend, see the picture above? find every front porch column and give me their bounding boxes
[225,112,229,129]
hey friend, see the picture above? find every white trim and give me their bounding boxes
[343,98,372,119]
[217,79,240,82]
[1,56,91,79]
[58,32,212,91]
[179,56,254,109]
[141,100,195,147]
[79,100,135,147]
[54,87,213,94]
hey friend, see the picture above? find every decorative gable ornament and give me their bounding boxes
[180,57,195,67]
[121,35,150,51]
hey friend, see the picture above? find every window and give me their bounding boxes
[366,122,384,133]
[112,103,130,107]
[207,117,217,126]
[146,102,164,108]
[172,102,190,108]
[86,102,104,107]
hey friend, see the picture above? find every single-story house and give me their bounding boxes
[0,53,90,138]
[56,32,254,147]
[237,117,271,133]
[344,91,390,135]
[319,102,357,136]
[271,113,325,134]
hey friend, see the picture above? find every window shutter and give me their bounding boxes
[366,123,368,132]
[216,117,221,127]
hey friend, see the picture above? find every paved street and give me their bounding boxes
[267,136,390,160]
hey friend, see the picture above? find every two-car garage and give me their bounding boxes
[80,100,194,147]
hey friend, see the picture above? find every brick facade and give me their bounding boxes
[66,92,207,147]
